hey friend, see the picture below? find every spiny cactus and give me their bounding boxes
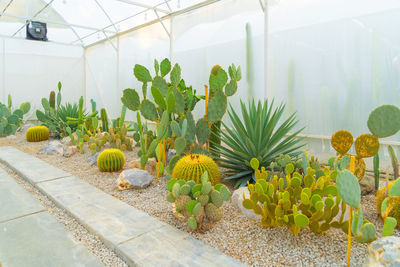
[0,101,29,136]
[49,91,55,109]
[172,154,220,185]
[100,108,109,132]
[26,126,49,142]
[166,171,230,231]
[97,149,125,172]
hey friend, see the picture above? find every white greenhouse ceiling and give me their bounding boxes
[0,0,208,46]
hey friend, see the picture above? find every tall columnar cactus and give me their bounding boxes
[49,91,56,109]
[100,108,109,132]
[166,171,230,231]
[172,154,221,185]
[26,126,49,142]
[388,145,399,180]
[373,154,380,190]
[97,149,126,172]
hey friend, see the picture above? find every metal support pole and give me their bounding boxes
[264,0,269,97]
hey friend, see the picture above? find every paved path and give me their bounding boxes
[0,167,103,267]
[0,146,244,267]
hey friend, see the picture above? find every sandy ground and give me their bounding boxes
[1,132,399,267]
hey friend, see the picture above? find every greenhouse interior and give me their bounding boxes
[0,0,400,266]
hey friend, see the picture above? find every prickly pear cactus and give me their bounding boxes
[243,157,350,236]
[355,134,380,158]
[367,105,400,138]
[166,171,230,231]
[331,130,353,155]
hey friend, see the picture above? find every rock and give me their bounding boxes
[129,158,157,176]
[20,123,35,133]
[116,169,153,190]
[231,187,261,220]
[167,149,176,164]
[360,175,376,195]
[365,236,400,267]
[37,141,63,155]
[63,146,77,158]
[88,152,100,166]
[61,136,72,146]
[5,135,16,139]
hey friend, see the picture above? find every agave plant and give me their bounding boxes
[211,99,305,188]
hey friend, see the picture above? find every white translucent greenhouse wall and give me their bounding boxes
[85,0,263,122]
[85,21,170,121]
[0,37,84,119]
[266,0,400,170]
[172,0,264,119]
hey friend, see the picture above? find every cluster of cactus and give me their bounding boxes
[166,171,230,230]
[331,130,379,181]
[172,154,221,185]
[243,157,350,235]
[26,126,49,142]
[376,179,400,230]
[104,125,133,151]
[208,64,241,157]
[121,58,241,180]
[269,154,302,175]
[0,95,30,136]
[97,149,126,172]
[66,96,98,134]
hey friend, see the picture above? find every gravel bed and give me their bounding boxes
[1,132,399,267]
[0,161,128,267]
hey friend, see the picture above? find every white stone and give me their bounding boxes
[231,187,261,220]
[117,168,153,190]
[60,136,72,146]
[88,152,100,166]
[63,146,77,158]
[365,236,400,267]
[37,141,63,155]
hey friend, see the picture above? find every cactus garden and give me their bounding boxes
[0,58,399,267]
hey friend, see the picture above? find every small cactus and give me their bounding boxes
[26,126,50,142]
[166,171,230,231]
[49,91,56,109]
[97,149,125,172]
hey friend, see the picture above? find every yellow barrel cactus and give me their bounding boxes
[97,149,125,172]
[172,154,220,185]
[26,126,49,142]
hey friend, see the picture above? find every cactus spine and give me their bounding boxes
[97,149,125,172]
[26,126,50,142]
[172,154,220,185]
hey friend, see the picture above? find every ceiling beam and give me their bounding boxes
[115,0,170,14]
[0,12,115,33]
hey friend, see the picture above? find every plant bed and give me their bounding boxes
[1,133,398,266]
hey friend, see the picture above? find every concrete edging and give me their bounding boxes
[0,146,244,267]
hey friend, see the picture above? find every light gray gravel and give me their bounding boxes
[0,162,128,267]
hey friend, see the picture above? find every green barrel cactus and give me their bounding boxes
[97,149,125,172]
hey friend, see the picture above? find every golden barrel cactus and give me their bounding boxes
[172,154,220,185]
[97,149,125,172]
[26,126,49,142]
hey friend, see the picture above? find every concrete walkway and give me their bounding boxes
[0,146,244,267]
[0,167,103,267]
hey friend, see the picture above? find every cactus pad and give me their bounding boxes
[172,154,220,185]
[331,130,353,154]
[355,134,379,158]
[368,105,400,138]
[26,126,49,142]
[97,149,125,172]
